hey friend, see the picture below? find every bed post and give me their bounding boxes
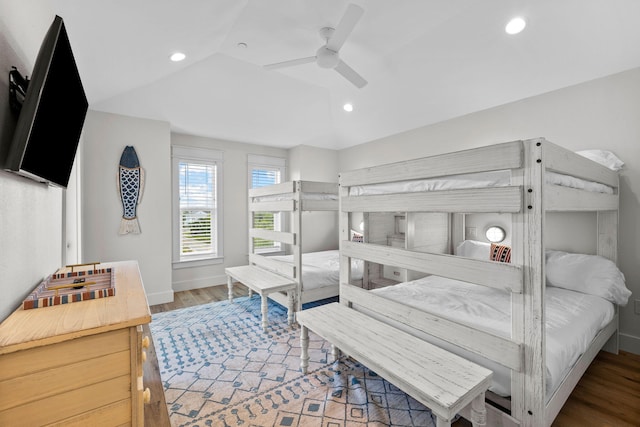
[249,192,255,265]
[512,138,546,427]
[598,209,619,354]
[338,178,352,305]
[451,213,465,254]
[293,181,303,311]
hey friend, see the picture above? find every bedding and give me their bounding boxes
[349,170,614,196]
[367,275,615,399]
[576,149,624,171]
[455,241,631,306]
[267,250,363,290]
[546,250,631,305]
[455,239,491,259]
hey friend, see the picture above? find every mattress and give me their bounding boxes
[349,170,614,196]
[268,250,363,291]
[367,275,614,399]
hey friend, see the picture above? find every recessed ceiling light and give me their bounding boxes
[237,42,248,49]
[170,52,186,62]
[343,103,353,112]
[505,17,526,35]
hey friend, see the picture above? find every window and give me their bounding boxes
[172,146,223,266]
[248,155,286,254]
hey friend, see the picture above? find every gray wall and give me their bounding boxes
[0,9,66,321]
[339,67,640,353]
[82,110,173,305]
[289,145,339,253]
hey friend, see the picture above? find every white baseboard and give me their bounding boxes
[146,289,174,306]
[619,332,640,355]
[172,274,227,292]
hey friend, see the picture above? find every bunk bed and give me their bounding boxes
[336,138,629,427]
[230,180,362,322]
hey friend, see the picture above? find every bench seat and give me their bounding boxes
[296,302,493,427]
[225,265,297,332]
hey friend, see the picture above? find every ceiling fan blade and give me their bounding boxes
[326,3,364,52]
[264,56,316,70]
[334,60,367,88]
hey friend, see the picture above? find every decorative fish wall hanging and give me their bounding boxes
[117,146,145,235]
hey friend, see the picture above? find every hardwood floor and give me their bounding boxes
[144,285,640,427]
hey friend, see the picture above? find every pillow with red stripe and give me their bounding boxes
[491,243,511,263]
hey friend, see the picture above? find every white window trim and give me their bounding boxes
[172,145,224,268]
[248,154,286,168]
[248,154,287,255]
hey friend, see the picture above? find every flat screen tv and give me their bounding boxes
[3,15,88,188]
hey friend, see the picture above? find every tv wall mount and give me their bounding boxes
[9,66,29,115]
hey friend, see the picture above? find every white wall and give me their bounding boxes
[0,8,66,321]
[171,133,288,291]
[463,212,597,254]
[82,111,173,305]
[339,67,640,354]
[288,145,339,252]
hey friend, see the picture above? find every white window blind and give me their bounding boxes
[248,155,285,253]
[179,162,216,257]
[173,146,223,265]
[252,168,281,188]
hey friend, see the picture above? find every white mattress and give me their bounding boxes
[368,275,614,399]
[268,250,363,291]
[349,170,614,196]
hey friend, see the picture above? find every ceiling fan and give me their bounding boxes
[264,3,367,88]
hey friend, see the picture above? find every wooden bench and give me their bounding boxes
[225,265,297,332]
[296,302,492,427]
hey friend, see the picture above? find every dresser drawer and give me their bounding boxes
[0,328,133,426]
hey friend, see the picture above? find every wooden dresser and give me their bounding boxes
[0,260,152,426]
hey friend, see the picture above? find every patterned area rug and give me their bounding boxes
[151,296,438,427]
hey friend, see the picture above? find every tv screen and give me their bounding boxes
[4,15,88,188]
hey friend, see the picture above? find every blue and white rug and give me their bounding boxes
[150,296,437,426]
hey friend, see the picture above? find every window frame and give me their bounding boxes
[172,145,224,268]
[248,154,286,255]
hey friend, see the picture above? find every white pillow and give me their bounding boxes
[455,240,491,260]
[576,150,624,171]
[545,250,631,305]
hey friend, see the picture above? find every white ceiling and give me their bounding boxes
[7,0,640,150]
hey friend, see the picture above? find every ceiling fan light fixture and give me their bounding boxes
[316,47,339,69]
[505,17,526,35]
[170,52,186,62]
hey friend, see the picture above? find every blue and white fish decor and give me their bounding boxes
[117,146,145,235]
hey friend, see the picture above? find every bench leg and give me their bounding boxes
[261,295,268,333]
[248,288,253,298]
[287,291,295,326]
[470,392,487,427]
[436,417,451,427]
[300,325,310,374]
[331,345,340,361]
[227,276,234,303]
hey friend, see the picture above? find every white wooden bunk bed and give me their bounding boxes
[228,180,363,321]
[335,138,629,427]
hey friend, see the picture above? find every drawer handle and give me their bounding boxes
[142,350,147,363]
[143,387,151,404]
[142,335,150,349]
